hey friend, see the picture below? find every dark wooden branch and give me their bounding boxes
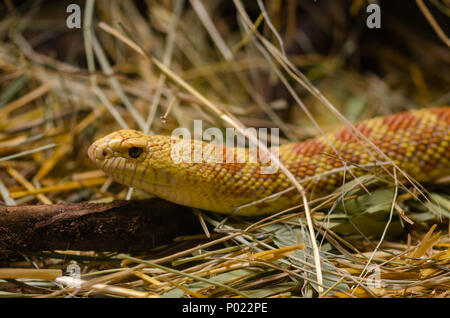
[0,199,201,255]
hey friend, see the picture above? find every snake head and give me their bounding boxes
[88,129,178,189]
[88,129,255,213]
[89,129,148,165]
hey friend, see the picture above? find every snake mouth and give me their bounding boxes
[88,139,111,166]
[88,143,108,171]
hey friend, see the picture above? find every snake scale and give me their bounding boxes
[89,107,450,215]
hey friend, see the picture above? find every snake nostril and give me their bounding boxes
[103,150,107,158]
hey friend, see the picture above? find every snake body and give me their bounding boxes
[89,107,450,215]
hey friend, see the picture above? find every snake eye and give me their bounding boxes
[128,147,143,158]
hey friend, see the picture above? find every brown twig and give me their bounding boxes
[0,199,201,256]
